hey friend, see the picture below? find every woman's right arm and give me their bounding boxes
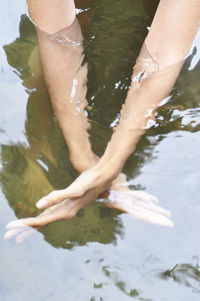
[26,0,76,33]
[26,0,98,172]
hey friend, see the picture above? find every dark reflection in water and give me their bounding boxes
[2,13,123,248]
[101,265,140,298]
[84,0,149,135]
[159,260,200,294]
[1,0,200,250]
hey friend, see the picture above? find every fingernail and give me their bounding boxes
[6,220,25,229]
[36,199,48,209]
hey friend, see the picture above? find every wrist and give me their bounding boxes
[69,150,98,173]
[93,157,121,183]
[93,128,143,181]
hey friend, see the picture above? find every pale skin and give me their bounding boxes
[5,0,200,239]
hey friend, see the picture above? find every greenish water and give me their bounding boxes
[1,0,200,300]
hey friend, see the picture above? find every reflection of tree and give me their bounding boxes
[1,14,123,249]
[2,0,200,248]
[84,0,150,129]
[99,259,200,296]
[159,261,200,293]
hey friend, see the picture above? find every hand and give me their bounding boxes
[106,190,173,227]
[105,173,173,227]
[5,169,173,243]
[4,198,85,243]
[5,167,112,242]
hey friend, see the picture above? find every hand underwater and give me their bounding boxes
[5,169,173,243]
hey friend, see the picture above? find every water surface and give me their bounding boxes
[1,0,200,300]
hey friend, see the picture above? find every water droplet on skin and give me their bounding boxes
[70,78,78,99]
[159,96,171,107]
[132,70,146,83]
[84,110,88,117]
[143,119,156,129]
[50,32,82,46]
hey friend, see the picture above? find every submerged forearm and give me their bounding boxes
[26,0,96,172]
[95,60,183,178]
[95,0,200,180]
[37,28,97,171]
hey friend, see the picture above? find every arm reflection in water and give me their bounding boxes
[5,0,200,240]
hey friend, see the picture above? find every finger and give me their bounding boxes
[36,168,102,209]
[107,190,166,215]
[106,190,173,227]
[7,207,72,229]
[129,206,173,227]
[124,191,170,217]
[15,228,36,244]
[106,197,171,218]
[125,190,159,204]
[108,199,173,227]
[38,198,73,216]
[6,220,28,229]
[4,228,25,240]
[121,194,171,217]
[36,180,87,209]
[36,189,69,209]
[7,216,51,228]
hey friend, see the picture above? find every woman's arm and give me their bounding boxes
[31,0,200,210]
[94,0,200,180]
[26,0,76,33]
[26,0,99,172]
[5,0,200,231]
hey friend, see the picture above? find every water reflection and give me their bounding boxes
[2,14,124,248]
[2,0,200,248]
[159,261,200,294]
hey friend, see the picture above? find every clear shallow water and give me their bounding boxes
[1,0,200,300]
